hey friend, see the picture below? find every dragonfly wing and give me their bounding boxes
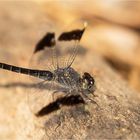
[27,80,54,115]
[34,32,55,53]
[27,80,68,116]
[30,32,57,71]
[27,31,57,116]
[55,21,87,68]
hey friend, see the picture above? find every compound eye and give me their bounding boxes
[88,82,93,88]
[90,80,94,85]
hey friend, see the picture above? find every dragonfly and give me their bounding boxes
[0,21,97,116]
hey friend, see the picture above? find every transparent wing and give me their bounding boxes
[27,80,54,115]
[29,32,56,71]
[55,20,87,68]
[27,29,57,116]
[27,79,68,116]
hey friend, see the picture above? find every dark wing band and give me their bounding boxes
[58,28,85,41]
[34,32,55,53]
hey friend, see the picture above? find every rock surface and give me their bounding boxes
[0,1,139,140]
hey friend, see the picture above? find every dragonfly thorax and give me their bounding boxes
[54,67,80,89]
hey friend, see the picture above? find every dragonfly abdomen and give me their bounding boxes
[0,62,54,81]
[37,70,54,81]
[0,62,26,73]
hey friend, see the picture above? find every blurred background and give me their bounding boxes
[0,0,140,139]
[40,0,140,92]
[42,0,140,92]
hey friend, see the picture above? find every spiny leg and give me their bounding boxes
[52,89,70,101]
[79,92,99,107]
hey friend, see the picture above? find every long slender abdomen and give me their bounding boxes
[0,62,53,81]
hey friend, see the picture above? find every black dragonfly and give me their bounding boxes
[0,21,97,116]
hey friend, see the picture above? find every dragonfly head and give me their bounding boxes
[80,72,95,94]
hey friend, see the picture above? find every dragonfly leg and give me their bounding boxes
[80,92,99,107]
[52,89,69,101]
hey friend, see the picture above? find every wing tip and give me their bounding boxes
[84,21,88,29]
